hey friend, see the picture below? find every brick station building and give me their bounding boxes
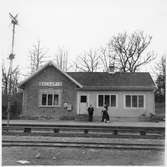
[19,61,156,120]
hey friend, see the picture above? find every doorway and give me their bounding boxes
[79,95,88,114]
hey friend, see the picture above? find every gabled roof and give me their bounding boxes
[67,72,155,91]
[19,61,83,88]
[19,61,155,91]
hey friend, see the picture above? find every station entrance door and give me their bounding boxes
[79,95,88,114]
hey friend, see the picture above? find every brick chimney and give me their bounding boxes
[108,63,115,74]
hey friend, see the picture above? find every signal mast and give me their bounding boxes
[7,13,18,131]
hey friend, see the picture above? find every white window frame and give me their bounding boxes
[124,94,145,109]
[39,89,62,107]
[97,94,118,108]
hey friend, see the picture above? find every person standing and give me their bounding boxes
[101,105,110,123]
[87,104,94,122]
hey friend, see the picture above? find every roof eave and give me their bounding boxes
[77,86,155,91]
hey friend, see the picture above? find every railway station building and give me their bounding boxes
[19,61,156,120]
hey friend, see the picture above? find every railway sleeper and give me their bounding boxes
[113,130,118,135]
[84,129,88,134]
[140,131,146,136]
[53,129,60,133]
[24,128,31,133]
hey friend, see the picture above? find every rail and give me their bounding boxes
[2,123,165,139]
[2,140,164,150]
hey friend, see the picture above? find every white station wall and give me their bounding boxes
[77,90,155,117]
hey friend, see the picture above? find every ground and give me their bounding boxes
[2,106,165,166]
[2,146,164,165]
[2,135,165,166]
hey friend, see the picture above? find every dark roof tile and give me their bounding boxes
[67,72,155,90]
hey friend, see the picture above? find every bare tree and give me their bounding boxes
[29,40,48,74]
[155,55,166,77]
[54,48,68,72]
[99,46,110,72]
[2,63,20,95]
[108,31,155,72]
[75,49,100,72]
[99,46,119,72]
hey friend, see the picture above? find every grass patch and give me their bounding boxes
[139,102,165,122]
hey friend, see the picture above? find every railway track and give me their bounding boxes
[2,140,164,151]
[2,123,165,150]
[2,131,165,139]
[2,123,165,139]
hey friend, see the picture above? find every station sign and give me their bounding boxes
[39,82,62,87]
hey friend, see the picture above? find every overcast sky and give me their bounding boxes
[1,0,167,79]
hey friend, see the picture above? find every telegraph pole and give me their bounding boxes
[6,13,18,131]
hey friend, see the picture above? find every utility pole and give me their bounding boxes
[6,13,18,132]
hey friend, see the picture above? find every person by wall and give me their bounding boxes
[101,105,110,123]
[87,104,94,122]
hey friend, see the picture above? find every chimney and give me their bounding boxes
[108,63,115,74]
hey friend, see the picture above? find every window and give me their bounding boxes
[126,95,131,107]
[132,96,137,107]
[53,94,59,105]
[39,89,61,107]
[98,94,116,107]
[42,94,47,105]
[125,95,144,108]
[105,95,110,106]
[139,96,144,108]
[98,95,103,106]
[48,94,53,105]
[111,95,116,107]
[80,96,87,103]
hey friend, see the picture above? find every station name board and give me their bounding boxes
[39,82,62,87]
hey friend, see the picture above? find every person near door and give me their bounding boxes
[87,104,94,122]
[101,105,110,123]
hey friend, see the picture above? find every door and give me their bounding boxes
[79,95,88,114]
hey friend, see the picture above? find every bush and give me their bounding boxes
[2,105,7,119]
[2,93,22,119]
[155,94,165,103]
[155,102,165,115]
[139,112,164,122]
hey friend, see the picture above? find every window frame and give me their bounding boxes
[97,94,117,108]
[39,89,62,107]
[124,94,145,109]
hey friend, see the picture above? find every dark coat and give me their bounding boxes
[88,107,94,115]
[102,109,110,121]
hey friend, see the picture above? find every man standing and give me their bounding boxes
[88,104,94,122]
